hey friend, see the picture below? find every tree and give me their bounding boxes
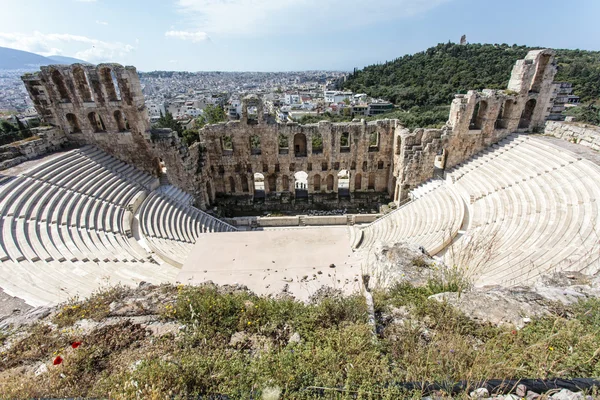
[154,111,181,133]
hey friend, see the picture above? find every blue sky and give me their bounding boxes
[1,0,599,72]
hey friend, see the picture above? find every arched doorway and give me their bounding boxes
[282,175,290,191]
[294,171,308,200]
[241,175,249,192]
[313,174,321,192]
[470,100,487,130]
[355,173,362,191]
[65,113,81,133]
[253,173,265,200]
[228,176,236,194]
[519,99,536,129]
[268,175,277,192]
[337,169,350,197]
[326,174,334,191]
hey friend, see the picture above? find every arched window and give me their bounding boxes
[519,99,536,129]
[99,67,120,102]
[228,176,236,193]
[294,133,307,157]
[495,99,514,129]
[369,132,379,152]
[268,175,277,192]
[88,112,106,133]
[368,173,376,190]
[355,173,362,190]
[395,136,402,155]
[278,134,289,155]
[313,174,321,192]
[206,181,213,205]
[312,132,323,154]
[241,175,249,192]
[337,170,349,197]
[114,110,127,131]
[470,100,488,130]
[222,135,233,155]
[362,161,368,172]
[377,160,384,170]
[340,132,350,152]
[72,66,93,102]
[326,174,334,191]
[282,175,289,191]
[51,69,71,103]
[65,113,81,134]
[253,173,265,199]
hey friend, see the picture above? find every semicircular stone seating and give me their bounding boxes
[356,133,600,288]
[0,146,180,306]
[355,182,465,255]
[138,186,237,267]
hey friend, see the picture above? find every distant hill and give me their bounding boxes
[47,55,91,65]
[344,43,600,109]
[0,46,91,70]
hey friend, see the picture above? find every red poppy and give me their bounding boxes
[53,356,63,365]
[511,330,517,335]
[71,341,82,349]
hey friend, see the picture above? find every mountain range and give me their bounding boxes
[0,46,91,70]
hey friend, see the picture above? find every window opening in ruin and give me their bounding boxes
[294,171,309,200]
[519,99,536,129]
[495,99,514,130]
[340,132,350,153]
[250,135,261,155]
[294,133,307,157]
[355,173,362,190]
[395,136,402,155]
[228,176,236,193]
[312,133,323,154]
[51,69,71,103]
[530,54,551,94]
[351,161,356,170]
[278,134,289,155]
[282,175,290,191]
[362,161,368,172]
[218,165,225,174]
[275,163,280,172]
[100,68,119,102]
[313,174,321,192]
[333,162,340,170]
[288,163,295,172]
[246,164,253,173]
[263,163,269,173]
[222,135,233,155]
[368,173,376,190]
[88,112,106,133]
[369,132,380,152]
[72,66,93,102]
[268,175,277,192]
[307,163,312,171]
[110,70,122,101]
[66,113,81,134]
[253,172,265,200]
[206,181,214,205]
[377,160,384,170]
[326,174,334,191]
[235,163,242,173]
[337,169,350,197]
[114,110,127,132]
[241,175,249,192]
[470,100,487,130]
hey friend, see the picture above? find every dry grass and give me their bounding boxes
[1,284,600,399]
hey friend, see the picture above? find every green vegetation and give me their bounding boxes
[153,105,227,147]
[0,117,34,147]
[2,283,600,398]
[345,43,600,109]
[564,103,600,125]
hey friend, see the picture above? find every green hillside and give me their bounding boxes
[344,43,600,110]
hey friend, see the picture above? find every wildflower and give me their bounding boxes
[53,356,63,365]
[511,330,517,335]
[549,346,554,351]
[71,341,82,349]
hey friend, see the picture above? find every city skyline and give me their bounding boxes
[1,0,599,72]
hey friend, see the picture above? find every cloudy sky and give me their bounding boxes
[1,0,599,71]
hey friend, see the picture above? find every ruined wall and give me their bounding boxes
[0,127,69,170]
[22,64,161,175]
[545,121,600,151]
[197,111,399,210]
[393,49,558,200]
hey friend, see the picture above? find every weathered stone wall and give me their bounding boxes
[544,121,600,151]
[197,114,399,209]
[0,127,68,171]
[393,49,558,200]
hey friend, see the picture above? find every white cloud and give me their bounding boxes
[95,20,109,25]
[0,31,134,63]
[165,30,209,42]
[172,0,451,36]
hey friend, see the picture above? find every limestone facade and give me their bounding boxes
[20,49,559,209]
[544,120,600,151]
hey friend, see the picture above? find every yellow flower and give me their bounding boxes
[549,346,554,351]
